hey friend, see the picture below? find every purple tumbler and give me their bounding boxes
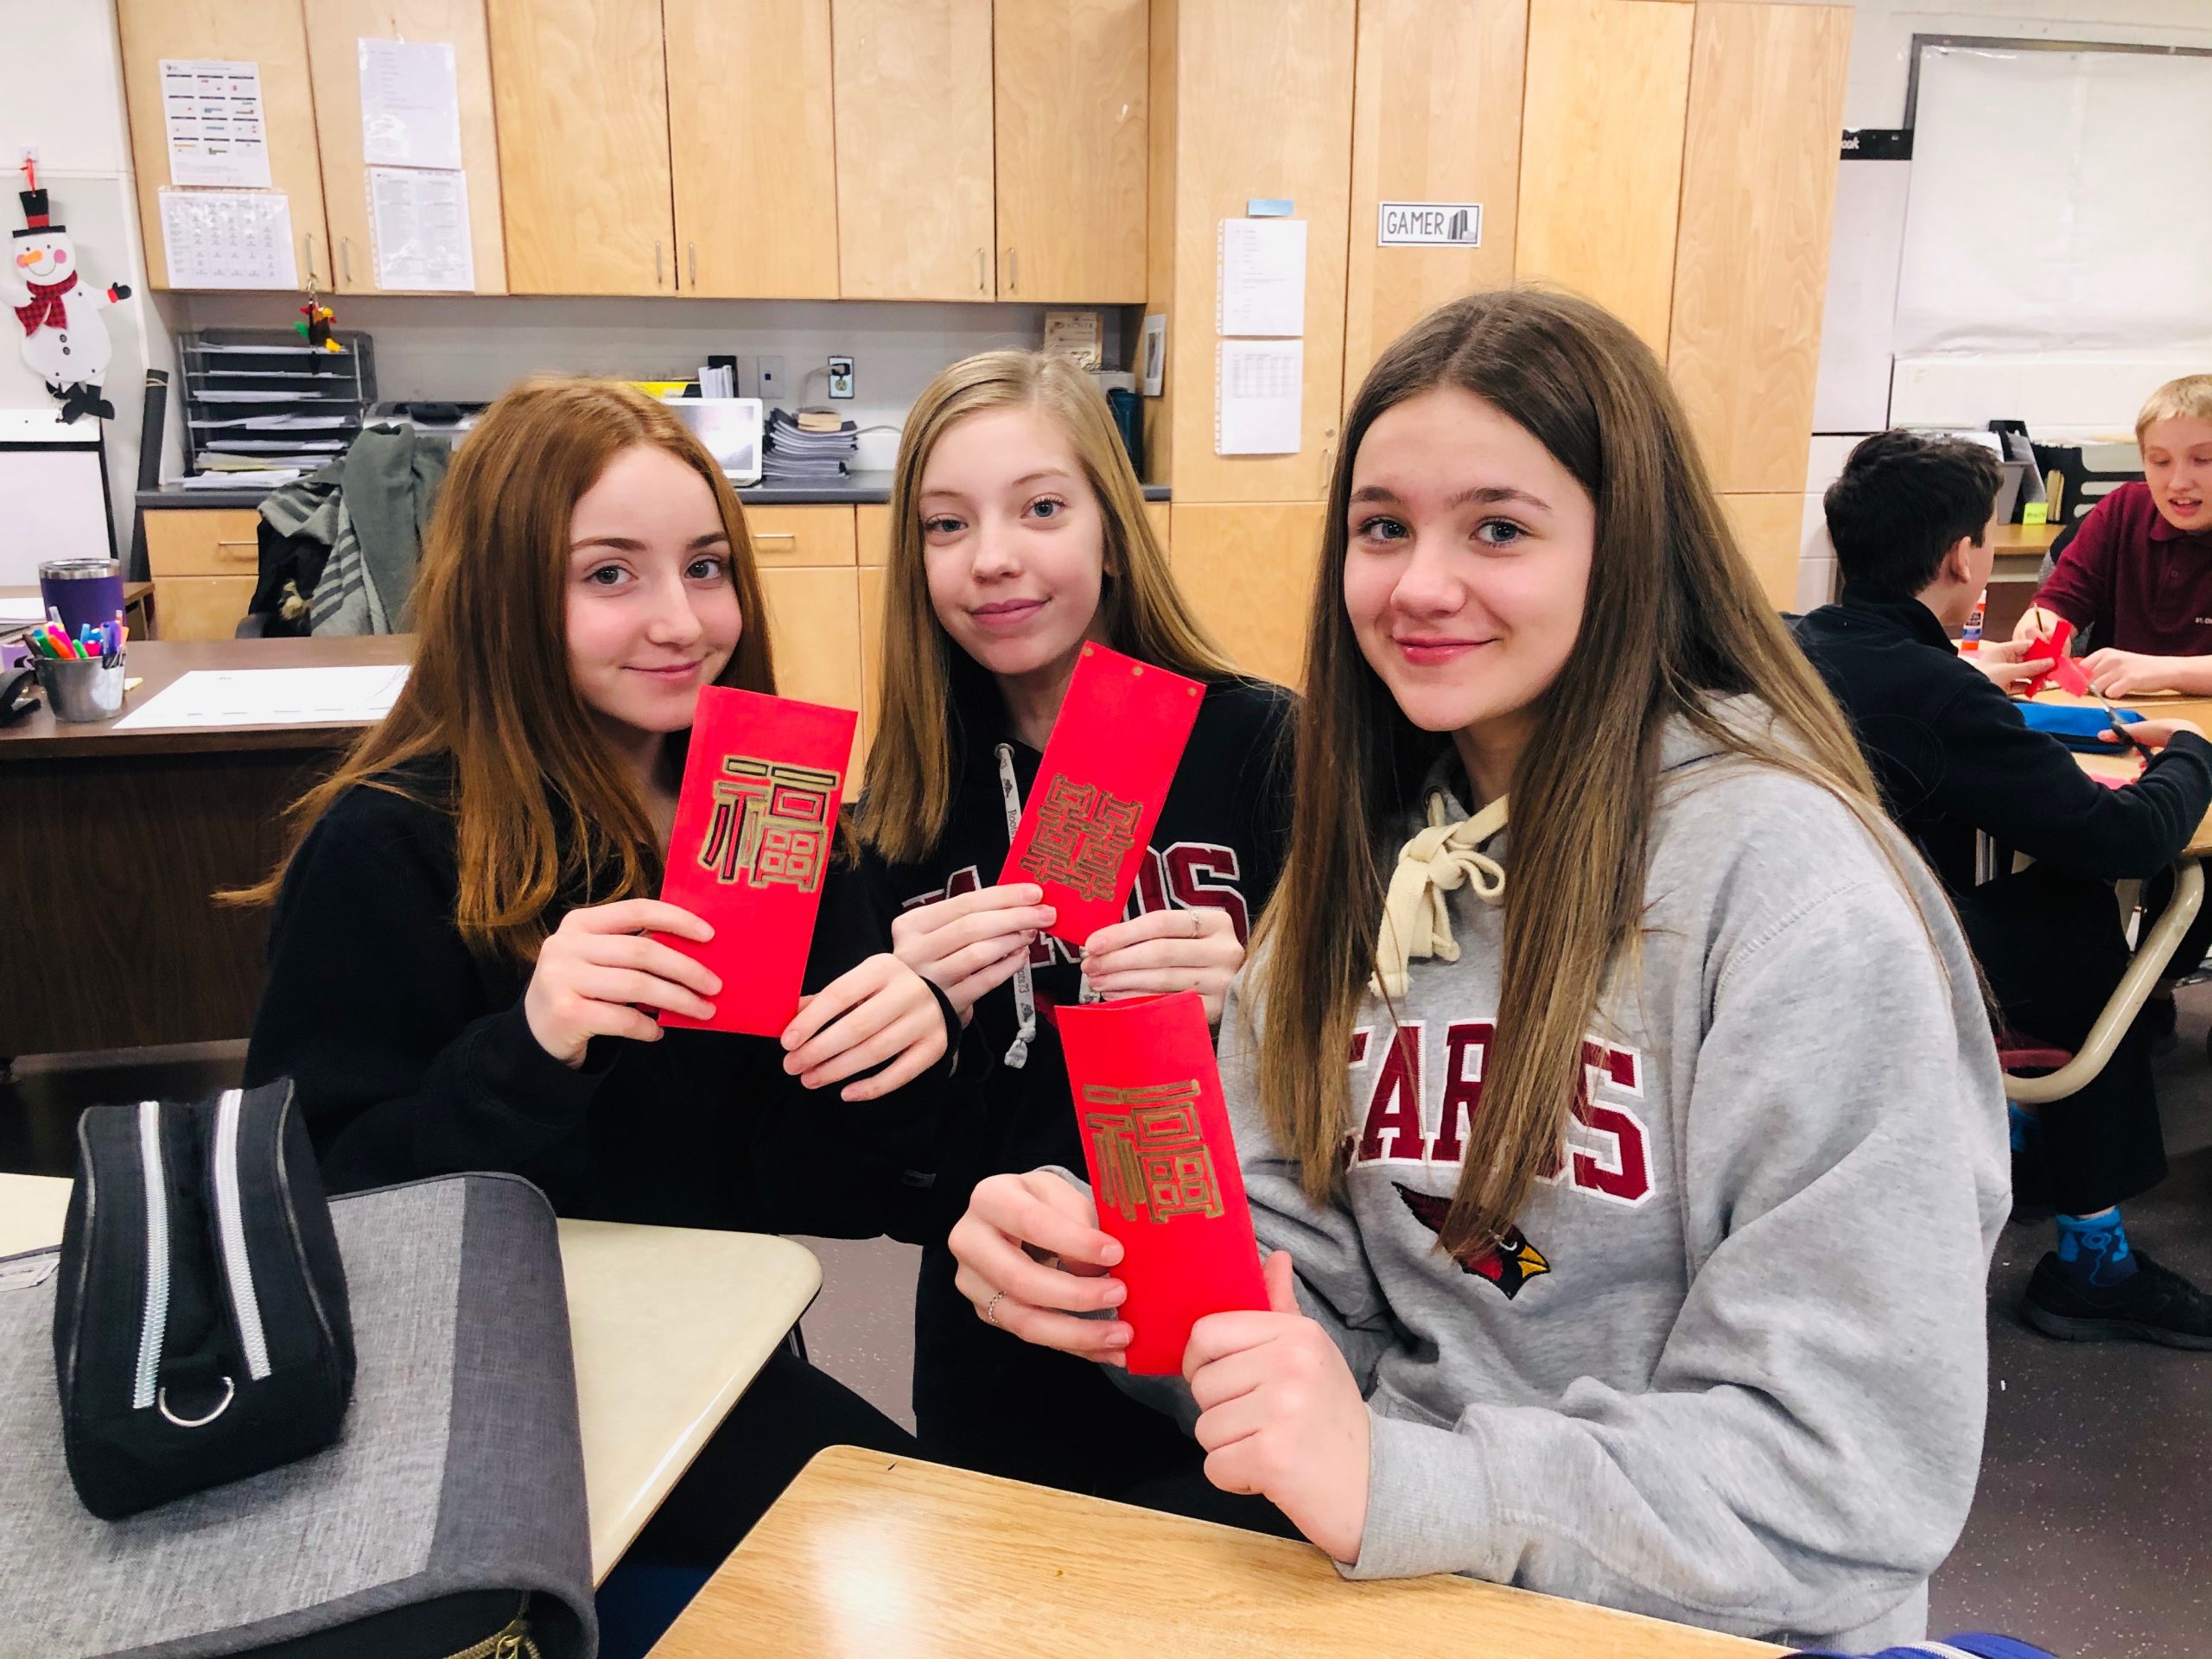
[39,558,126,638]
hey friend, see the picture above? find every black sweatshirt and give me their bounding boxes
[858,676,1294,1492]
[245,765,956,1238]
[1793,583,2212,893]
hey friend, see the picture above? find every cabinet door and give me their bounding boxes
[857,563,887,765]
[1169,503,1324,690]
[760,566,865,772]
[1162,0,1357,503]
[745,505,858,568]
[832,0,995,301]
[994,0,1147,302]
[117,0,333,292]
[667,0,839,298]
[1343,0,1527,399]
[157,576,260,640]
[303,0,508,296]
[1514,0,1694,354]
[486,0,674,295]
[1719,492,1815,613]
[1668,2,1853,495]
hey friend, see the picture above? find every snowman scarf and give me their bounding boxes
[14,270,76,334]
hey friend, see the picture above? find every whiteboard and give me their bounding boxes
[1894,45,2212,357]
[0,424,112,585]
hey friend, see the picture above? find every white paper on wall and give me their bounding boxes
[160,60,273,189]
[359,39,465,171]
[367,168,474,290]
[159,189,297,289]
[1217,219,1306,337]
[1216,339,1302,455]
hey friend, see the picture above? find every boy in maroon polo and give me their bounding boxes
[2017,373,2212,693]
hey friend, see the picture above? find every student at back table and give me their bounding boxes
[1797,429,2212,1349]
[2014,373,2212,691]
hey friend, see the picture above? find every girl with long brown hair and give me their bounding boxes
[238,378,950,1628]
[856,350,1296,1500]
[945,292,2009,1650]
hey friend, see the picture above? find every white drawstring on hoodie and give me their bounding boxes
[1370,792,1510,1000]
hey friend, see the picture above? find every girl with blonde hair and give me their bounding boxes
[859,350,1295,1500]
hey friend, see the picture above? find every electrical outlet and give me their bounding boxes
[827,356,855,399]
[758,356,787,403]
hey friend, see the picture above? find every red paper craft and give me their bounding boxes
[2023,617,2081,697]
[998,642,1204,944]
[656,686,857,1037]
[1058,991,1268,1375]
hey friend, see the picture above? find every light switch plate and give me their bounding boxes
[758,357,786,402]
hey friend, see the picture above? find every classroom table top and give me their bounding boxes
[2041,690,2212,857]
[644,1444,1786,1659]
[0,1172,819,1582]
[0,634,412,760]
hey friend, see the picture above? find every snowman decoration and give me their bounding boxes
[4,175,133,423]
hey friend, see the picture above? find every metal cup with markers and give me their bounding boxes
[22,609,129,723]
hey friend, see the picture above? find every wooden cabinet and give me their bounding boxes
[995,0,1148,303]
[144,510,262,640]
[1343,0,1527,399]
[833,0,996,301]
[858,563,887,761]
[744,505,857,568]
[486,0,674,295]
[1514,0,1694,354]
[1169,503,1323,689]
[1718,493,1811,612]
[1667,3,1853,495]
[116,0,333,292]
[760,566,865,771]
[1160,0,1357,503]
[1142,499,1171,555]
[665,0,840,298]
[302,0,508,296]
[855,504,894,569]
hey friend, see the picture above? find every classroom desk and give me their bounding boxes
[2,582,157,642]
[646,1445,1785,1659]
[0,1172,820,1582]
[0,636,410,1057]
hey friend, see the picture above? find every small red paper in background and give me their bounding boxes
[656,686,857,1037]
[998,643,1204,944]
[2023,617,2077,698]
[1058,991,1268,1375]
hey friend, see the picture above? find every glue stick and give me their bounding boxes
[1961,588,1986,653]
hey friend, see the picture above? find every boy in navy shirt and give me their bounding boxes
[1799,430,2212,1348]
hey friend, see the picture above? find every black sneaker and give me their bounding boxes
[2021,1250,2212,1349]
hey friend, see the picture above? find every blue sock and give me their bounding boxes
[2007,1103,2039,1155]
[2055,1207,2138,1289]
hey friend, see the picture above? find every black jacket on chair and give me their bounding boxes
[1791,583,2212,893]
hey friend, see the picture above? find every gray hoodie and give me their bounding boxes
[1110,712,2009,1650]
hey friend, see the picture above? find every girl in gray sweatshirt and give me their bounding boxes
[944,289,2009,1653]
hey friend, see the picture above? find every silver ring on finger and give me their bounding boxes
[984,1290,1007,1327]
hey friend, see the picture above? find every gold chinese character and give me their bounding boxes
[1082,1080,1223,1224]
[1019,773,1142,902]
[698,756,838,893]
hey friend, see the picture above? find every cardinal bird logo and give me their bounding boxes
[1392,1183,1551,1300]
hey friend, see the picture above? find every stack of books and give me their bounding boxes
[762,407,857,483]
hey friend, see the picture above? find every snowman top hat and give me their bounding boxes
[15,188,58,239]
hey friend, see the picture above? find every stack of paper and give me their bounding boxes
[761,407,857,482]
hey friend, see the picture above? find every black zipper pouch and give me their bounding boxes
[54,1081,356,1520]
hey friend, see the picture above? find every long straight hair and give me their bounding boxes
[858,350,1238,862]
[232,377,776,961]
[1255,289,1893,1257]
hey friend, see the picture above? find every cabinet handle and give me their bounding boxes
[1008,248,1018,294]
[688,242,697,289]
[304,233,320,285]
[976,248,986,294]
[656,241,665,288]
[340,238,353,285]
[753,532,798,544]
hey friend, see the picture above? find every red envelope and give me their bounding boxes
[1058,991,1268,1375]
[656,686,857,1037]
[998,642,1204,944]
[2023,617,2078,697]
